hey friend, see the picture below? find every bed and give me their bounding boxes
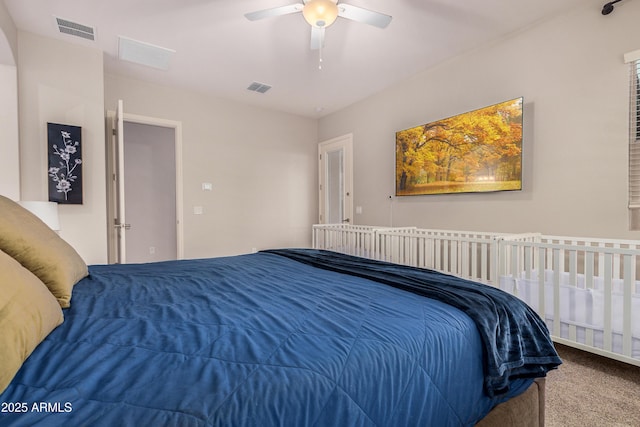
[0,198,560,426]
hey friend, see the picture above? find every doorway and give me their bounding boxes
[106,101,184,264]
[318,134,353,224]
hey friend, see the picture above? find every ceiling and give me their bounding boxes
[4,0,596,118]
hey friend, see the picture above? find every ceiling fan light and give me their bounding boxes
[302,0,339,28]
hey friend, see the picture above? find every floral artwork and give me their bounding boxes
[48,123,83,204]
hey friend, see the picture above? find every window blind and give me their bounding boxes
[627,50,640,209]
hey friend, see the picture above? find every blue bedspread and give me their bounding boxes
[1,251,548,426]
[264,249,562,396]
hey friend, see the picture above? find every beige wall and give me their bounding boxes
[17,31,107,264]
[0,5,19,200]
[0,0,16,65]
[0,64,19,200]
[104,74,318,259]
[318,3,640,239]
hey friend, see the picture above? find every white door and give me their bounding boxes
[114,100,128,263]
[123,122,177,263]
[107,100,184,264]
[319,134,353,224]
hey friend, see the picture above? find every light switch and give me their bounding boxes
[202,182,213,191]
[193,206,204,215]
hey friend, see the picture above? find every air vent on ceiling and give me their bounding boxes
[55,17,95,41]
[247,82,272,94]
[118,36,175,71]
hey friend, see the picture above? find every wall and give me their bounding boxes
[0,4,19,200]
[0,64,19,200]
[104,74,318,259]
[0,0,16,64]
[17,31,107,264]
[318,2,640,239]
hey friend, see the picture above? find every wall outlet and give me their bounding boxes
[149,246,156,254]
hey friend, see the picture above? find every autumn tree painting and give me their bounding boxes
[395,98,523,196]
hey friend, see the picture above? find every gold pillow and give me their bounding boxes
[0,249,64,394]
[0,195,88,308]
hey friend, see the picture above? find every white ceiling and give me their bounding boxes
[4,0,598,118]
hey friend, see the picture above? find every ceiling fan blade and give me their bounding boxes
[337,4,392,28]
[244,3,304,21]
[310,26,325,50]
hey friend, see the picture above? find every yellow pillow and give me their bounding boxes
[0,249,64,394]
[0,195,88,308]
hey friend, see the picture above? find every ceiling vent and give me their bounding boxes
[247,82,272,94]
[55,17,95,41]
[118,36,175,71]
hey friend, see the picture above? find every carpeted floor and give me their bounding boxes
[545,344,640,427]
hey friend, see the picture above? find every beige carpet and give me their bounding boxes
[546,344,640,427]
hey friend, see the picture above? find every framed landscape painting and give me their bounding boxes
[395,98,523,196]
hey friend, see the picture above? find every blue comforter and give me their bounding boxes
[1,251,554,426]
[264,249,562,396]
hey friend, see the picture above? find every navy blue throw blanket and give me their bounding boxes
[263,248,562,397]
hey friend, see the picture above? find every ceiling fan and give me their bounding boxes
[245,0,392,50]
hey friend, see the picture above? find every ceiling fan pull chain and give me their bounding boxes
[318,43,323,70]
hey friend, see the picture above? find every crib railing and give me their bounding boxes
[312,224,377,258]
[373,228,511,284]
[313,224,536,285]
[528,235,640,279]
[312,224,416,258]
[499,236,640,367]
[311,224,640,367]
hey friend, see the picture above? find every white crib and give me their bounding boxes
[312,224,640,367]
[498,235,640,367]
[372,228,516,285]
[312,224,379,258]
[312,224,416,259]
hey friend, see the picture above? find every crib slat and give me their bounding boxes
[613,243,621,280]
[585,252,594,290]
[603,253,613,352]
[468,241,475,280]
[538,247,546,321]
[451,238,457,274]
[444,240,450,274]
[524,246,532,280]
[553,249,561,337]
[585,251,595,347]
[510,244,518,288]
[569,249,577,287]
[422,234,430,268]
[484,242,491,284]
[623,254,633,357]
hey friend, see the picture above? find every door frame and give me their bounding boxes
[318,133,353,224]
[106,109,184,263]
